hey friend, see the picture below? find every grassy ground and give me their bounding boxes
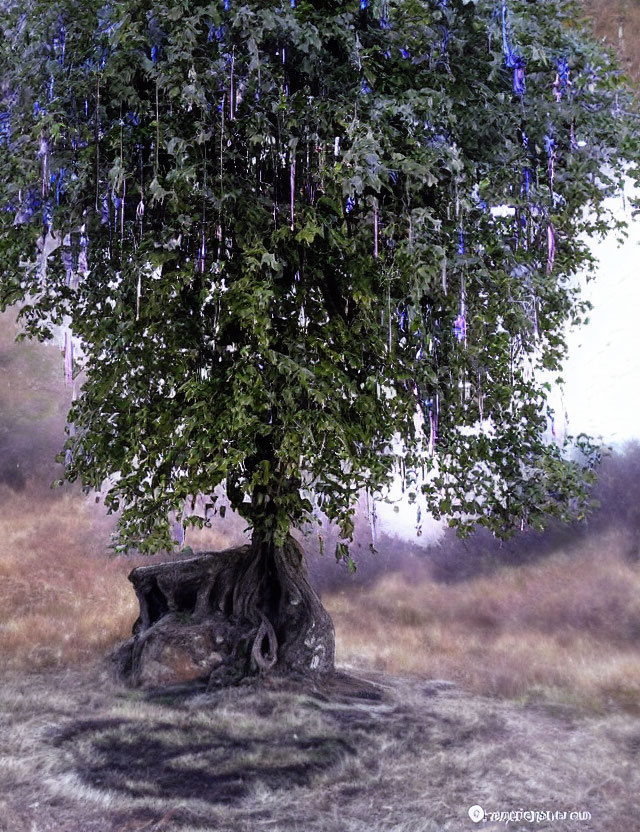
[0,664,637,832]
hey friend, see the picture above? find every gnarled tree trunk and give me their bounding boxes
[113,535,335,688]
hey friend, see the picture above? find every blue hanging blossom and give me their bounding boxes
[42,201,53,231]
[501,1,517,68]
[14,190,40,225]
[361,78,372,95]
[346,196,356,213]
[48,170,66,206]
[224,0,230,9]
[53,23,66,65]
[439,27,450,60]
[458,228,465,255]
[544,133,555,156]
[557,57,570,86]
[554,57,571,101]
[522,167,531,197]
[0,111,11,147]
[291,0,296,7]
[360,0,367,9]
[147,12,164,63]
[400,47,410,59]
[502,1,525,95]
[208,25,225,42]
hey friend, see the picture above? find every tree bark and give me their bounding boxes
[113,535,335,688]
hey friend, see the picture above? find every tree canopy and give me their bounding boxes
[1,0,637,562]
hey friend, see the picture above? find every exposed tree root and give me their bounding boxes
[113,536,335,688]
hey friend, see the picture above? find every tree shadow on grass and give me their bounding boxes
[50,714,356,807]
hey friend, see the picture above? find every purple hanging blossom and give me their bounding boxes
[345,196,356,213]
[290,160,295,230]
[101,195,110,225]
[458,228,465,255]
[62,247,73,286]
[453,313,466,342]
[513,57,526,96]
[545,133,555,188]
[546,222,556,273]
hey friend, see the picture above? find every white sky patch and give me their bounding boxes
[560,188,640,448]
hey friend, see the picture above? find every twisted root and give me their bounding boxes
[251,612,278,672]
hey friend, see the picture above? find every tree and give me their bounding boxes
[1,0,637,683]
